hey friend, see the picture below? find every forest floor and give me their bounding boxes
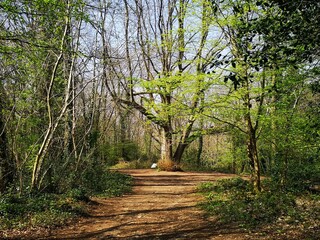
[3,169,318,240]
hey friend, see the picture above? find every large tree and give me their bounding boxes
[96,0,220,167]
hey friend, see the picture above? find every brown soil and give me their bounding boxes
[2,169,318,239]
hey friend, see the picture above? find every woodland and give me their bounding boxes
[0,0,319,236]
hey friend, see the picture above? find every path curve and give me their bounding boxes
[37,169,250,240]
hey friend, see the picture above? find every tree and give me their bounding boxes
[207,0,320,192]
[248,0,320,186]
[96,0,220,168]
[0,82,14,193]
[0,0,28,193]
[0,0,91,192]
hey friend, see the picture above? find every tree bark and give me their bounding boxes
[160,126,173,162]
[246,115,261,193]
[0,88,14,193]
[197,135,204,166]
[173,116,196,163]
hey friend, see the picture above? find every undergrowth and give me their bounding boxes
[0,171,132,231]
[0,193,87,230]
[80,169,132,197]
[198,177,319,229]
[110,159,153,169]
[95,171,132,197]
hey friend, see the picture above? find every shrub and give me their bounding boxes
[197,182,215,193]
[66,188,90,202]
[157,159,175,171]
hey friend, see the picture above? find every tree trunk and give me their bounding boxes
[0,91,14,193]
[119,109,129,160]
[197,135,203,167]
[31,7,72,191]
[173,142,187,164]
[173,118,196,163]
[246,120,261,193]
[160,127,173,162]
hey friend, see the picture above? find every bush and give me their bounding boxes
[197,182,216,193]
[157,159,175,171]
[66,188,90,202]
[97,141,142,166]
[75,160,132,196]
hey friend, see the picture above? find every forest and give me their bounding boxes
[0,0,319,237]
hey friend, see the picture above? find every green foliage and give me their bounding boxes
[66,187,90,202]
[211,177,252,193]
[180,149,215,172]
[271,160,320,194]
[96,141,142,166]
[180,147,203,171]
[100,171,132,197]
[79,163,132,197]
[0,169,132,230]
[197,182,215,193]
[0,193,86,230]
[198,178,298,227]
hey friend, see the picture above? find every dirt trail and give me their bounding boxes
[5,169,317,239]
[3,169,271,240]
[34,169,252,240]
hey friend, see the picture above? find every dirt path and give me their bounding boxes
[4,169,317,239]
[33,169,254,240]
